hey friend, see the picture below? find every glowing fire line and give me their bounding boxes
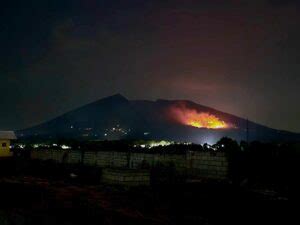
[185,112,228,129]
[170,106,231,129]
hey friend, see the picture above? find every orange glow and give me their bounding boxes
[185,112,228,129]
[170,105,231,129]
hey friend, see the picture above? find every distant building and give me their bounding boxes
[0,131,17,157]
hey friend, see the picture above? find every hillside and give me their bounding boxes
[16,94,300,144]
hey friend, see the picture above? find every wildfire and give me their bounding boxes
[185,112,228,129]
[170,105,230,129]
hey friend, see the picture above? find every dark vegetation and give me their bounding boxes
[12,137,300,199]
[0,138,298,224]
[216,138,300,199]
[14,139,204,154]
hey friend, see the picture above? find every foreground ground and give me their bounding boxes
[0,174,289,225]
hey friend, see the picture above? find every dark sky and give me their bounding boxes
[1,0,300,132]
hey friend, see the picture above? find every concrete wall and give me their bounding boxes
[31,150,65,162]
[187,152,228,179]
[30,150,229,180]
[102,168,150,186]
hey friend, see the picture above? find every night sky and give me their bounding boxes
[1,0,300,132]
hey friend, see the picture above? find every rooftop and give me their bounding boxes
[0,131,17,140]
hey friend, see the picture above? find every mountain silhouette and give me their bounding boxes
[16,94,300,144]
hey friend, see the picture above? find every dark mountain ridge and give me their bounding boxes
[16,94,300,144]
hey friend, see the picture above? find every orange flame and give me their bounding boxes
[170,105,230,129]
[185,112,228,129]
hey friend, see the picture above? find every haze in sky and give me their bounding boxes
[1,0,299,132]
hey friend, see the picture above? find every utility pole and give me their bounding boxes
[246,118,249,145]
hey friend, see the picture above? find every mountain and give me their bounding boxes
[16,94,300,144]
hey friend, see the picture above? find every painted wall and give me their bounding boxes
[0,139,12,157]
